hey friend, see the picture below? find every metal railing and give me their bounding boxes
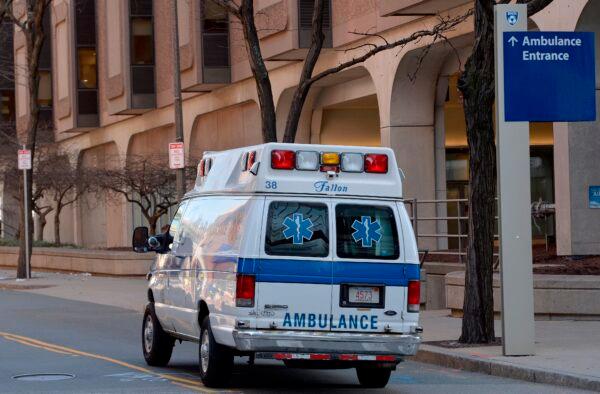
[404,198,556,263]
[403,198,499,263]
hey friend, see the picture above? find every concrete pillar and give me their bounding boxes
[554,0,600,255]
[556,90,600,255]
[381,125,437,250]
[434,76,449,250]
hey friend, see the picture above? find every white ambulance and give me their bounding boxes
[133,143,422,388]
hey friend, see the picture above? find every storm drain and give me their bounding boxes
[13,373,75,382]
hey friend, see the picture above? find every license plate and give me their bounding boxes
[348,286,380,304]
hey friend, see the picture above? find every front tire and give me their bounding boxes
[199,316,234,387]
[142,303,175,366]
[356,367,392,388]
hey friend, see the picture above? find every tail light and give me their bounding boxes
[236,274,255,307]
[271,150,295,170]
[407,280,420,312]
[364,154,388,173]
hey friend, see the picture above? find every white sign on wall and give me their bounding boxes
[17,149,31,170]
[168,142,185,169]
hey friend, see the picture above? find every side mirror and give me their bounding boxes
[132,226,149,253]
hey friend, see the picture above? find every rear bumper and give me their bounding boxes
[232,329,420,356]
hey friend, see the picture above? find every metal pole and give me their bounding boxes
[494,4,534,356]
[23,145,30,279]
[457,200,462,264]
[171,0,185,201]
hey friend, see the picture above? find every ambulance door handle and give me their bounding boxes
[264,304,288,310]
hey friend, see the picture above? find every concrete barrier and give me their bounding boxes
[446,271,600,320]
[422,262,464,310]
[0,246,154,276]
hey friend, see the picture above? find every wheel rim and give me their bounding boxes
[200,330,210,373]
[143,315,154,354]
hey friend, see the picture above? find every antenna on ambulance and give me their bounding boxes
[398,167,406,180]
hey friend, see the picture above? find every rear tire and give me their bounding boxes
[356,367,392,388]
[142,303,175,366]
[199,316,234,387]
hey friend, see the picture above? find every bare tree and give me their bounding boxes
[457,0,555,344]
[92,155,192,235]
[0,0,52,278]
[35,149,92,245]
[0,120,53,241]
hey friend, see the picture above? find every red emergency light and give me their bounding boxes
[271,150,296,170]
[364,154,388,174]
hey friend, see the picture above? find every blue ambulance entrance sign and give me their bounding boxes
[503,31,596,122]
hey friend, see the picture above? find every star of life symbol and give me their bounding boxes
[506,10,519,26]
[351,216,382,247]
[283,213,314,245]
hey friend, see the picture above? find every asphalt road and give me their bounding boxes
[0,290,588,393]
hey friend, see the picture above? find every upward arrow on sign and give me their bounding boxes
[508,36,518,47]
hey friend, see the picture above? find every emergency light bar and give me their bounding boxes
[190,143,402,199]
[270,149,388,174]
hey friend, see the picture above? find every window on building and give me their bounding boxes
[201,0,230,83]
[75,0,98,126]
[129,0,155,108]
[0,19,15,122]
[298,0,332,48]
[38,70,52,108]
[39,12,53,130]
[0,90,15,122]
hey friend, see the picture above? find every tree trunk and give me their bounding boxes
[457,0,496,344]
[148,216,158,236]
[54,207,61,245]
[239,0,277,143]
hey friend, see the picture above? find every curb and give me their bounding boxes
[413,344,600,392]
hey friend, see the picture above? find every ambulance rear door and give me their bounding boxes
[254,196,333,331]
[329,199,417,334]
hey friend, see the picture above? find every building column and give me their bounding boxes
[555,89,600,255]
[381,124,437,250]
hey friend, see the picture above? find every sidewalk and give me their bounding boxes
[417,309,600,391]
[0,269,147,312]
[2,269,599,391]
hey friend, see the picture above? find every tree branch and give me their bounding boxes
[307,10,473,89]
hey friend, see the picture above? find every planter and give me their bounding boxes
[446,271,600,320]
[0,246,154,276]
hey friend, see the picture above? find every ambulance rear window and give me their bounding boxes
[265,202,329,257]
[336,204,399,260]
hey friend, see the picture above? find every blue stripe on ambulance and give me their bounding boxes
[237,257,419,286]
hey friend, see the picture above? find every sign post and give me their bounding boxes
[18,147,32,279]
[494,4,535,356]
[495,4,596,356]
